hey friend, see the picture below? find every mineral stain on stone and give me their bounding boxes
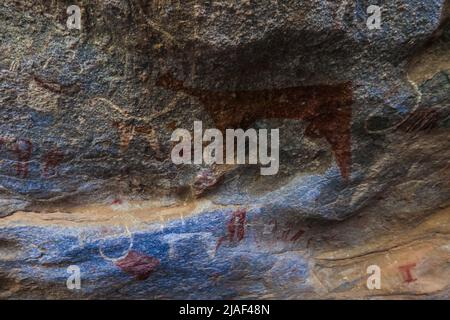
[157,73,353,180]
[115,250,160,280]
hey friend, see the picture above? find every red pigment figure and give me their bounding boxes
[14,139,32,178]
[399,263,417,283]
[42,148,64,178]
[290,228,305,242]
[112,199,123,205]
[216,209,247,252]
[228,209,247,242]
[115,250,160,280]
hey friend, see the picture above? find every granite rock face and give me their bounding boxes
[0,0,449,299]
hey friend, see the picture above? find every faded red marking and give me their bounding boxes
[192,169,224,197]
[0,137,6,149]
[115,250,160,280]
[99,226,109,234]
[228,209,247,242]
[42,148,64,177]
[269,219,278,233]
[209,272,223,286]
[399,263,417,283]
[113,121,162,159]
[398,108,441,133]
[112,199,123,205]
[215,236,225,252]
[210,272,221,281]
[290,228,305,242]
[0,137,13,151]
[216,209,247,252]
[157,73,353,180]
[14,139,32,178]
[280,228,291,241]
[113,121,135,153]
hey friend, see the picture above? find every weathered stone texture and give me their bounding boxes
[0,0,449,299]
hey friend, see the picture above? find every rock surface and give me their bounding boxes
[0,0,449,299]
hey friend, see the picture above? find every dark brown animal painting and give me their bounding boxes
[157,73,353,180]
